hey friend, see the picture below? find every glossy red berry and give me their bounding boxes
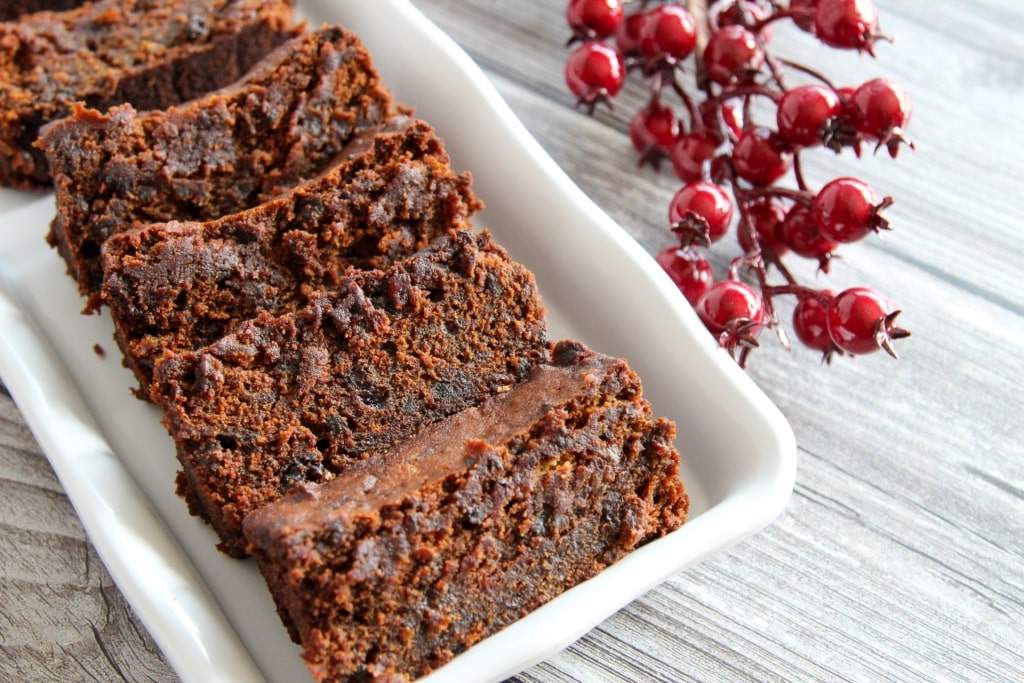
[780,205,837,271]
[630,101,680,164]
[668,181,734,244]
[792,290,836,353]
[814,0,880,53]
[567,0,625,42]
[827,287,909,357]
[614,11,647,56]
[812,177,892,243]
[703,25,764,86]
[655,246,713,305]
[699,98,742,143]
[719,100,745,140]
[670,131,719,182]
[835,84,857,104]
[696,280,766,335]
[731,127,793,185]
[565,41,626,113]
[639,4,697,61]
[777,84,842,148]
[851,78,912,154]
[743,198,789,255]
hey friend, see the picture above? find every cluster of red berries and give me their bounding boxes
[563,0,912,365]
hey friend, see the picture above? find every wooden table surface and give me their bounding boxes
[2,0,1023,681]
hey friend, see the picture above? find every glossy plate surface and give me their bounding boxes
[0,1,796,681]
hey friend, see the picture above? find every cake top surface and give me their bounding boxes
[101,112,427,248]
[36,24,366,139]
[1,0,292,80]
[244,342,629,531]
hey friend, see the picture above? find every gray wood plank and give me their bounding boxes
[0,390,178,682]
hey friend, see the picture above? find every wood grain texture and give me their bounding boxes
[0,386,177,682]
[2,1,1022,681]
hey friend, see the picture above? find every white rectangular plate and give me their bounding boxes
[0,1,796,681]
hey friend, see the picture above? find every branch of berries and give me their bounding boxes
[562,0,912,366]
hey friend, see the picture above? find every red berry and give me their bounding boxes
[851,78,912,141]
[812,177,892,243]
[744,198,789,255]
[668,181,734,244]
[630,101,681,162]
[565,41,626,113]
[703,25,764,86]
[670,131,719,182]
[696,280,766,335]
[826,287,909,357]
[699,98,743,142]
[776,84,842,148]
[814,0,880,53]
[719,99,745,140]
[614,11,647,56]
[835,84,857,103]
[780,205,837,271]
[792,290,835,353]
[567,0,625,41]
[789,0,819,32]
[639,5,698,61]
[655,246,713,305]
[731,127,793,185]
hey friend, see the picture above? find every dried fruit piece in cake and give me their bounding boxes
[102,116,481,396]
[1,0,300,189]
[243,340,689,683]
[38,24,395,309]
[151,230,550,558]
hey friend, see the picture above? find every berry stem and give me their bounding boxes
[709,83,783,105]
[751,7,816,35]
[792,152,810,192]
[765,247,801,285]
[668,79,703,130]
[764,283,832,302]
[735,185,813,206]
[761,41,790,90]
[776,58,840,91]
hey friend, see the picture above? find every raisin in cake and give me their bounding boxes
[38,24,395,309]
[151,230,549,558]
[1,0,300,189]
[102,115,480,396]
[243,340,689,683]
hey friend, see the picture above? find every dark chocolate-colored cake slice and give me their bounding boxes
[1,0,300,189]
[243,340,689,683]
[152,230,549,558]
[101,115,481,396]
[38,24,395,309]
